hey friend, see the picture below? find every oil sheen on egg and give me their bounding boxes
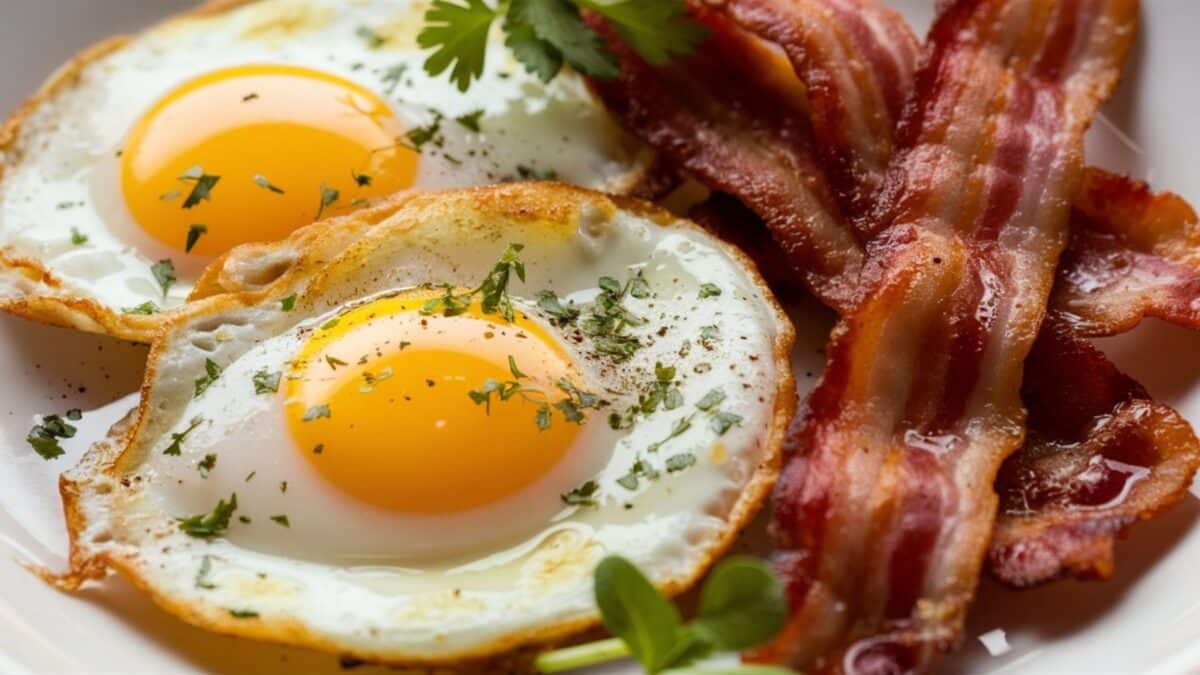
[59,185,794,663]
[0,0,650,331]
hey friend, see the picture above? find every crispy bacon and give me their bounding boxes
[589,10,864,309]
[1056,168,1200,334]
[697,0,921,230]
[747,1,1138,671]
[991,317,1200,586]
[591,0,1200,597]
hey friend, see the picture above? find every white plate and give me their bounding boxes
[1,2,1198,674]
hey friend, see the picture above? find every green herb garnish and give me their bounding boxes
[698,283,722,299]
[180,167,220,209]
[561,479,599,506]
[151,259,176,298]
[177,493,237,538]
[253,174,285,194]
[186,224,207,253]
[280,294,297,311]
[535,556,789,674]
[122,301,160,315]
[417,0,706,92]
[194,358,222,397]
[422,243,526,321]
[302,404,331,422]
[26,412,77,460]
[164,416,204,456]
[455,109,485,131]
[228,608,259,619]
[195,555,216,589]
[580,271,648,361]
[70,227,88,245]
[253,369,281,394]
[198,453,217,478]
[270,514,290,528]
[351,170,372,187]
[316,183,340,220]
[356,25,388,49]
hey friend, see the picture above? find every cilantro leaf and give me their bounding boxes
[503,15,564,82]
[70,227,88,245]
[164,416,204,456]
[177,493,238,538]
[510,0,618,78]
[578,0,708,65]
[280,294,297,311]
[270,514,290,528]
[418,0,500,92]
[303,404,331,422]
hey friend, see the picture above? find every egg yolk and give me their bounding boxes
[285,294,588,514]
[120,64,417,257]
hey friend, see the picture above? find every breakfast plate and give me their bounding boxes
[1,1,1199,674]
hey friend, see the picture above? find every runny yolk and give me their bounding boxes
[120,64,417,257]
[285,294,587,515]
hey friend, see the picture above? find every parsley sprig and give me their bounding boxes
[422,243,526,321]
[177,493,237,538]
[580,271,649,360]
[535,555,792,674]
[418,0,707,92]
[26,409,81,460]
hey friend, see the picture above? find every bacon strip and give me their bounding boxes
[749,1,1137,670]
[1056,168,1200,334]
[589,10,863,309]
[991,317,1200,586]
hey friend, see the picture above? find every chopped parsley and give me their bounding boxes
[381,63,408,94]
[163,416,204,456]
[253,369,281,394]
[70,227,88,245]
[468,358,598,430]
[579,271,649,361]
[561,480,599,507]
[228,609,259,619]
[455,109,485,131]
[516,164,558,181]
[695,388,725,411]
[179,167,220,209]
[279,481,288,494]
[242,92,259,102]
[320,317,340,330]
[280,294,297,311]
[422,243,526,321]
[710,411,743,436]
[356,25,388,49]
[351,170,372,187]
[302,404,331,422]
[647,414,693,453]
[177,493,238,538]
[26,412,77,460]
[610,362,682,430]
[122,301,160,315]
[665,452,696,473]
[253,174,285,194]
[325,355,348,370]
[198,453,217,478]
[194,358,222,397]
[537,289,579,322]
[316,183,340,220]
[151,259,176,298]
[616,458,658,491]
[195,555,216,589]
[405,113,445,149]
[66,409,82,421]
[186,224,207,253]
[270,514,290,527]
[698,283,722,299]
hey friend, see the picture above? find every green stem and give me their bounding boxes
[535,637,632,673]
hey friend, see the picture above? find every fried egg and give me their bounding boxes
[58,183,794,664]
[0,0,652,341]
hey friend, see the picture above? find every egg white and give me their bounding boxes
[60,184,793,662]
[0,0,651,314]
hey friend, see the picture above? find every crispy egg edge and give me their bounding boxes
[46,182,797,669]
